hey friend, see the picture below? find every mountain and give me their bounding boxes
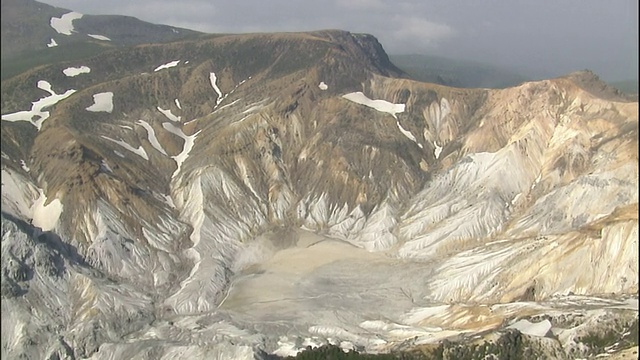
[389,53,530,89]
[1,0,202,80]
[609,79,639,98]
[390,54,639,102]
[1,2,638,360]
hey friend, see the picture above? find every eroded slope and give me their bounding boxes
[1,29,637,359]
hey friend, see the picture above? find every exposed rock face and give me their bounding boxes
[1,14,637,360]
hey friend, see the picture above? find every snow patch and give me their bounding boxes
[86,92,114,113]
[63,66,90,77]
[1,80,76,130]
[434,142,443,159]
[210,72,225,106]
[50,12,83,35]
[507,319,552,337]
[174,98,182,109]
[273,337,302,357]
[31,189,63,231]
[101,136,149,160]
[342,92,405,118]
[137,120,167,155]
[19,160,30,172]
[340,341,355,353]
[318,81,328,90]
[38,80,55,94]
[154,60,180,72]
[47,38,58,47]
[397,121,422,148]
[157,107,181,122]
[88,34,111,41]
[162,122,201,178]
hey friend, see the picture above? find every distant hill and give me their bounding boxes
[609,79,639,97]
[559,70,636,102]
[1,0,202,79]
[1,0,638,359]
[390,53,530,89]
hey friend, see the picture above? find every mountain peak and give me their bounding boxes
[1,0,202,79]
[1,1,638,360]
[560,69,632,101]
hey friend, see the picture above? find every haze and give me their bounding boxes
[39,0,638,82]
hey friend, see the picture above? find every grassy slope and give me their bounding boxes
[0,0,203,80]
[0,0,66,58]
[1,42,112,80]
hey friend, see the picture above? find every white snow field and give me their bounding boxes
[157,107,181,122]
[31,189,64,231]
[137,120,168,156]
[210,72,225,106]
[1,80,76,130]
[154,60,180,72]
[50,12,83,35]
[162,122,201,178]
[63,66,91,77]
[507,319,552,337]
[396,120,422,148]
[86,92,114,113]
[88,34,111,41]
[342,91,405,118]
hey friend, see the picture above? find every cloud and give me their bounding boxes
[37,0,637,81]
[335,0,385,9]
[390,16,455,44]
[370,16,455,54]
[42,0,219,32]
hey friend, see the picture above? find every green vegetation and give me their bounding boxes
[270,42,329,78]
[1,42,111,80]
[578,317,639,356]
[277,344,434,360]
[270,330,546,360]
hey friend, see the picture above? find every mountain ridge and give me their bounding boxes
[0,0,203,79]
[1,1,638,359]
[389,53,529,89]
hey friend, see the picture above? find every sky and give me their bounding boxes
[39,0,638,82]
